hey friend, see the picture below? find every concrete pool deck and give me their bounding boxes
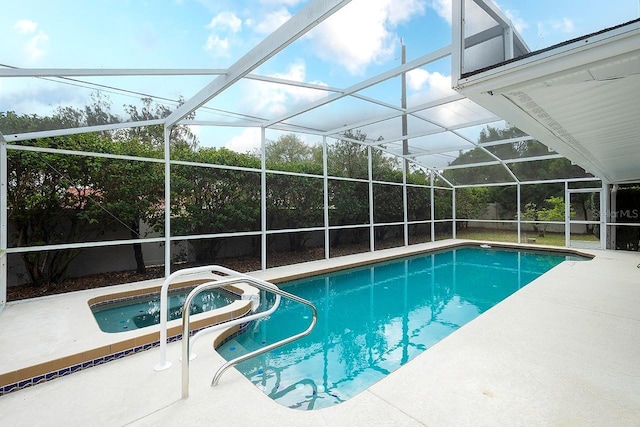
[1,240,639,426]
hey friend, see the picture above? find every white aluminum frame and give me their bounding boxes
[0,0,630,311]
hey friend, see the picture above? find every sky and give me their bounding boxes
[1,0,638,152]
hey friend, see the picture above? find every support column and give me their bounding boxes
[564,181,570,247]
[609,184,618,250]
[401,41,409,247]
[452,187,457,239]
[156,125,173,371]
[504,26,514,60]
[0,133,7,310]
[163,126,171,279]
[261,127,267,270]
[600,181,608,249]
[517,183,521,243]
[430,172,435,242]
[368,146,374,252]
[451,0,464,85]
[403,161,409,246]
[323,136,330,259]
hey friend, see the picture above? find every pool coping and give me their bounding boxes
[263,240,594,285]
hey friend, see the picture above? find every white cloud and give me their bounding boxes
[308,0,426,75]
[552,18,575,33]
[0,79,85,118]
[272,60,328,102]
[25,31,49,60]
[430,0,451,25]
[225,127,262,153]
[206,11,242,33]
[241,60,328,118]
[407,68,430,91]
[250,8,292,34]
[204,34,230,55]
[13,19,49,62]
[503,9,528,33]
[387,0,426,25]
[406,69,455,104]
[14,19,38,34]
[535,17,575,48]
[204,11,242,56]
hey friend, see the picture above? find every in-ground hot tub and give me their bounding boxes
[90,285,239,333]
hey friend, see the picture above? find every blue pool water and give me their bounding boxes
[92,288,237,333]
[218,246,588,410]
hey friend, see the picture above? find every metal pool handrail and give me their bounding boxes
[187,281,281,358]
[154,264,279,372]
[181,276,317,398]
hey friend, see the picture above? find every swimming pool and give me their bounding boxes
[92,287,237,333]
[218,245,589,410]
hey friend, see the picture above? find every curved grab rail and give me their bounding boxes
[187,282,281,357]
[155,264,276,371]
[211,287,316,387]
[181,277,317,398]
[180,277,281,397]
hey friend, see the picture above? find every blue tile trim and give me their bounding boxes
[215,320,254,348]
[3,383,18,394]
[32,375,46,385]
[0,317,249,397]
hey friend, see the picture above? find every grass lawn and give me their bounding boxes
[455,228,600,247]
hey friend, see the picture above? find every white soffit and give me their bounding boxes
[455,19,640,184]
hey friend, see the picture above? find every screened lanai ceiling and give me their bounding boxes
[2,0,638,186]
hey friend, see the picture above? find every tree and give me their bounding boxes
[536,196,574,236]
[6,133,116,285]
[327,130,369,179]
[267,174,324,251]
[167,147,261,263]
[262,134,324,252]
[91,139,164,273]
[522,196,575,237]
[520,202,540,234]
[1,93,194,283]
[455,187,489,229]
[327,131,371,247]
[0,111,70,134]
[263,133,321,166]
[444,125,591,223]
[57,92,120,129]
[373,182,403,243]
[113,97,196,272]
[119,97,197,151]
